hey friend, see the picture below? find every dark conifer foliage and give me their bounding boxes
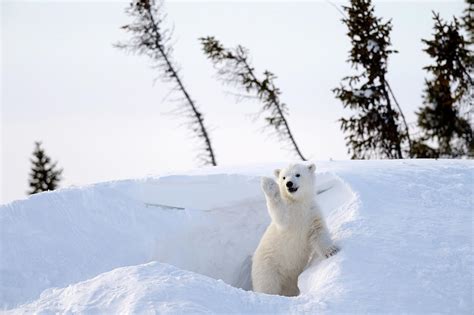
[116,0,217,166]
[413,13,473,158]
[28,142,63,195]
[200,36,307,161]
[333,0,410,159]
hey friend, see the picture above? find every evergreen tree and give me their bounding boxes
[200,36,307,161]
[116,0,217,166]
[413,13,473,158]
[28,142,63,195]
[333,0,410,159]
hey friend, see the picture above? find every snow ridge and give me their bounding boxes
[1,160,472,314]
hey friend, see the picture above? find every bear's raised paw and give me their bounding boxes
[261,177,279,198]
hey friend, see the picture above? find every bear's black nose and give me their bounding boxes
[286,181,293,188]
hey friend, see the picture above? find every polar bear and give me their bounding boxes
[251,163,339,296]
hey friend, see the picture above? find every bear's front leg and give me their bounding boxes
[308,216,340,259]
[261,177,289,229]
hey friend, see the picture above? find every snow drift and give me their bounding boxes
[0,160,472,313]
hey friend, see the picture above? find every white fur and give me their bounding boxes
[251,163,339,296]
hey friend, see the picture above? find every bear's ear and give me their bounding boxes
[308,163,316,172]
[274,169,281,178]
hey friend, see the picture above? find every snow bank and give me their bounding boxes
[1,160,472,313]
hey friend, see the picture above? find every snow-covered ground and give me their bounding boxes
[0,160,472,313]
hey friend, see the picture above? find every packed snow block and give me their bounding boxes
[1,160,472,314]
[112,174,264,210]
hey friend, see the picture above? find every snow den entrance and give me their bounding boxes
[1,168,358,309]
[121,173,355,291]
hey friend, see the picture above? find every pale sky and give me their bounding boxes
[1,0,466,204]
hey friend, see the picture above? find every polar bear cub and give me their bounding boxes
[251,163,339,296]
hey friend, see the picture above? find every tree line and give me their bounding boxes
[334,0,472,159]
[28,0,472,194]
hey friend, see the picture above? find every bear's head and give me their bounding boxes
[274,163,316,201]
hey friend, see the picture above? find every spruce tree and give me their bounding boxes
[28,142,63,195]
[413,13,473,158]
[333,0,410,159]
[116,0,217,166]
[200,36,307,161]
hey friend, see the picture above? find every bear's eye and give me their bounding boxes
[296,174,300,177]
[283,176,286,180]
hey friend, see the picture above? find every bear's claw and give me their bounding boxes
[324,245,340,258]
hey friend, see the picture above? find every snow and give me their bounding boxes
[367,39,380,53]
[1,160,472,313]
[353,88,374,98]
